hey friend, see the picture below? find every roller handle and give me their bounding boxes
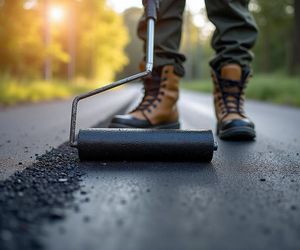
[143,0,159,20]
[69,7,156,147]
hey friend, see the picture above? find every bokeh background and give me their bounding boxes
[0,0,299,106]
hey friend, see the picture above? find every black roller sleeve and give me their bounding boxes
[77,129,216,162]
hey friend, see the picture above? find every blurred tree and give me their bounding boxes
[252,0,294,74]
[117,7,143,78]
[291,0,300,75]
[72,0,128,82]
[181,10,212,79]
[0,0,45,78]
[0,0,129,82]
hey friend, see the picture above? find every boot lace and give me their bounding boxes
[132,70,166,113]
[216,69,250,115]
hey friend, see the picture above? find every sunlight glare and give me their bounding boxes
[49,6,64,22]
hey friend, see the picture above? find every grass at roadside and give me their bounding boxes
[182,74,300,107]
[1,74,299,107]
[0,76,100,106]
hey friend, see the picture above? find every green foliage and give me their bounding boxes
[117,7,143,78]
[245,74,300,106]
[73,0,128,81]
[183,74,300,107]
[182,79,213,93]
[0,0,129,81]
[252,0,295,73]
[0,0,45,78]
[0,75,97,105]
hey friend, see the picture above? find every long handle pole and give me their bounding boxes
[69,0,159,147]
[69,20,157,147]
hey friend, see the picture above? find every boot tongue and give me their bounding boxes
[221,64,242,94]
[143,66,162,101]
[221,64,242,81]
[219,64,243,113]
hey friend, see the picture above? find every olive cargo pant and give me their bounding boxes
[138,0,258,76]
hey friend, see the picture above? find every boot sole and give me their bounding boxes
[109,122,180,129]
[218,126,256,141]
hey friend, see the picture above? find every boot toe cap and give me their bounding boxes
[218,118,256,140]
[109,114,151,128]
[221,118,255,130]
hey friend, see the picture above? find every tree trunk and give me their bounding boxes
[43,0,52,81]
[68,2,76,81]
[291,0,300,75]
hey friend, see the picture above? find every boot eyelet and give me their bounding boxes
[164,70,169,74]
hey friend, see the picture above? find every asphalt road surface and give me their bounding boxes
[1,85,300,250]
[0,86,137,180]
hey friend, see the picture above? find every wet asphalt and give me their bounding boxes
[0,86,138,180]
[0,87,300,250]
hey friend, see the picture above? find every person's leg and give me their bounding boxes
[205,0,258,140]
[137,0,186,77]
[110,0,186,129]
[205,0,258,70]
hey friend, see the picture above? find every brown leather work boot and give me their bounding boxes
[212,64,256,140]
[109,65,180,129]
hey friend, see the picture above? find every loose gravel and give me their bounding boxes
[0,144,84,250]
